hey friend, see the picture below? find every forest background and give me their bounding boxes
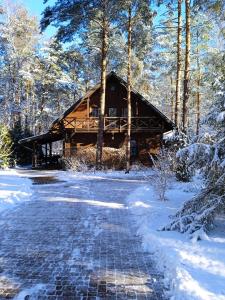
[0,0,223,141]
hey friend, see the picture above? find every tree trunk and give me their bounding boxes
[175,0,182,127]
[182,0,191,133]
[170,76,174,121]
[126,6,132,173]
[96,1,108,169]
[196,29,201,136]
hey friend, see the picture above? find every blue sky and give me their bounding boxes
[12,0,169,39]
[18,0,56,37]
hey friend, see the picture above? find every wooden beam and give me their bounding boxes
[32,142,37,168]
[50,143,52,157]
[87,98,90,118]
[87,98,90,131]
[45,144,48,166]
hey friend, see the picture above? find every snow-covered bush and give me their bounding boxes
[62,156,90,172]
[150,150,174,201]
[175,149,193,182]
[63,146,126,171]
[130,161,147,171]
[164,69,225,239]
[0,124,12,168]
[165,130,193,182]
[102,147,126,170]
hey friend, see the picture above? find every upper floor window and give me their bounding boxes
[109,108,117,117]
[110,85,116,91]
[91,107,99,117]
[122,108,128,117]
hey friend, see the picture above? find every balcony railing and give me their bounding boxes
[62,117,162,133]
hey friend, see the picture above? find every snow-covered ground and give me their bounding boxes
[126,174,225,300]
[0,169,32,215]
[1,168,224,300]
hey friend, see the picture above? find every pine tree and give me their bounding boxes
[41,0,123,169]
[0,3,39,129]
[0,124,12,168]
[175,0,182,127]
[117,0,153,172]
[126,4,132,173]
[182,0,191,132]
[164,58,225,240]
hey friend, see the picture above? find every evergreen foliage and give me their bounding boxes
[10,120,32,165]
[164,59,225,239]
[0,124,12,168]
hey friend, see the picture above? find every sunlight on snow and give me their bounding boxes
[177,268,225,300]
[47,196,125,209]
[92,270,153,294]
[130,201,151,208]
[211,237,225,243]
[179,251,225,277]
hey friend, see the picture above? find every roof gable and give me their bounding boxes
[51,71,175,129]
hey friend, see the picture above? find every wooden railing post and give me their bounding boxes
[62,117,162,132]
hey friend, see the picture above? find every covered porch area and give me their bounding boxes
[19,132,63,168]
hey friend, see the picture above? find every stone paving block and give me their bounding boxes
[0,171,168,300]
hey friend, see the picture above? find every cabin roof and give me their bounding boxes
[19,132,63,146]
[51,71,175,129]
[19,71,175,146]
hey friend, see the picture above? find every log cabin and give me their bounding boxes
[19,71,175,167]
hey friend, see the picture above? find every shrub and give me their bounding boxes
[0,124,12,168]
[150,150,174,201]
[175,148,193,182]
[62,155,90,172]
[102,147,126,170]
[165,130,193,182]
[63,146,126,171]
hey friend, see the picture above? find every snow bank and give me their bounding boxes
[127,177,225,300]
[58,169,154,182]
[13,284,46,300]
[0,169,32,214]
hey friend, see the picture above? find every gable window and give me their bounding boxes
[109,108,117,117]
[110,85,116,91]
[91,107,99,117]
[122,108,128,117]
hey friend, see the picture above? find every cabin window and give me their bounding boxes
[91,107,99,117]
[109,108,117,117]
[110,85,116,91]
[122,107,134,117]
[122,108,128,117]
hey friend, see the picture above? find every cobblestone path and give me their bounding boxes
[0,170,167,300]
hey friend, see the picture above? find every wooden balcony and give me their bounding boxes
[62,117,163,133]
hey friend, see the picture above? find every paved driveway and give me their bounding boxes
[0,170,166,300]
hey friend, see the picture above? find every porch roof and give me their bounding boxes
[19,131,63,145]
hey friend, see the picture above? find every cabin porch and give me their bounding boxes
[19,128,164,168]
[52,116,165,133]
[19,132,63,169]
